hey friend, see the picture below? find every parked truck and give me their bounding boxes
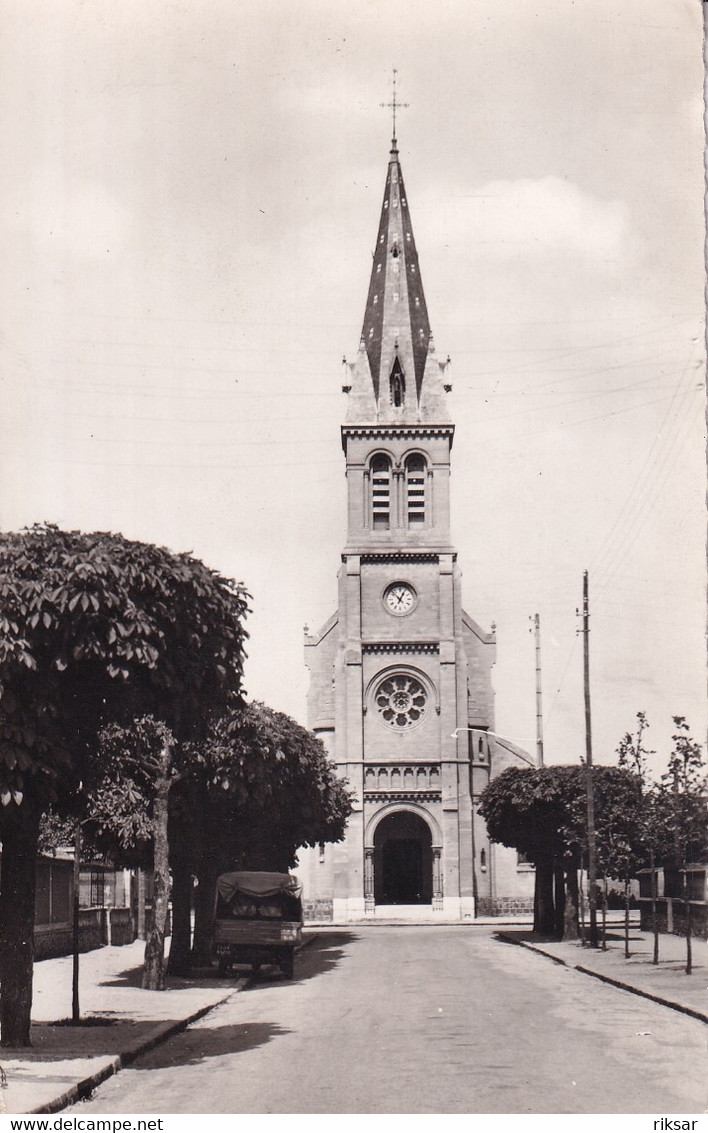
[213,871,303,979]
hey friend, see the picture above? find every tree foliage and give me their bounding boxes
[0,524,249,808]
[0,524,250,1044]
[169,699,353,968]
[479,764,645,937]
[194,700,353,868]
[657,717,707,867]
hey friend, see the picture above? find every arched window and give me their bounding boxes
[405,453,426,526]
[389,356,405,408]
[371,454,391,530]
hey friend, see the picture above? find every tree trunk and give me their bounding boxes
[136,869,146,940]
[0,804,40,1047]
[562,868,579,941]
[683,872,692,976]
[192,855,219,966]
[167,856,192,976]
[623,877,630,958]
[142,739,172,990]
[649,849,659,964]
[553,864,566,939]
[533,858,555,935]
[578,866,586,944]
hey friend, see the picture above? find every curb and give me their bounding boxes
[29,980,247,1115]
[573,965,708,1026]
[497,932,708,1026]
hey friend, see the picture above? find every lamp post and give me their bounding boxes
[452,727,539,919]
[451,726,481,914]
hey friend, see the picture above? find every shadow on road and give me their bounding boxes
[103,931,361,992]
[243,931,360,990]
[125,1020,290,1071]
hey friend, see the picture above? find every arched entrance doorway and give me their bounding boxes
[373,811,433,905]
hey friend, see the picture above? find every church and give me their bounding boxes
[299,124,536,923]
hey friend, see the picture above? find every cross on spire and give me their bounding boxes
[380,69,409,151]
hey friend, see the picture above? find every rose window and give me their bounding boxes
[375,674,427,729]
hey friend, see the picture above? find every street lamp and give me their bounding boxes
[450,727,538,745]
[451,727,537,920]
[451,727,491,914]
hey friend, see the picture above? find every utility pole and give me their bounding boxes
[580,570,598,946]
[530,613,544,767]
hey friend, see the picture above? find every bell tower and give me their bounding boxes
[301,118,535,922]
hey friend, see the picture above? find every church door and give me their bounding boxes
[374,811,433,905]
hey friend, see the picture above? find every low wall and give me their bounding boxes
[303,898,334,923]
[34,907,136,959]
[639,898,707,940]
[476,896,534,917]
[34,908,103,960]
[106,906,135,946]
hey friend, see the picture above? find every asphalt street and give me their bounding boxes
[66,926,707,1114]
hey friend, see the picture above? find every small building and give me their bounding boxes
[32,852,135,959]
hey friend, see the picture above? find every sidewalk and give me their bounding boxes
[0,941,243,1115]
[497,925,708,1023]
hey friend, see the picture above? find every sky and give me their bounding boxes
[0,0,705,777]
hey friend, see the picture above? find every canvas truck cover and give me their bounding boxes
[215,871,302,904]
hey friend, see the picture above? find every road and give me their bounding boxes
[67,927,707,1114]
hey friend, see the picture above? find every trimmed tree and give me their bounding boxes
[478,766,582,936]
[0,524,249,1045]
[479,764,645,939]
[182,700,352,967]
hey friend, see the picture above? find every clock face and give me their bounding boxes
[384,582,417,615]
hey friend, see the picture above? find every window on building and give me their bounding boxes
[390,357,405,408]
[318,842,326,863]
[90,869,106,907]
[371,454,391,530]
[480,848,487,871]
[375,672,427,729]
[406,453,426,525]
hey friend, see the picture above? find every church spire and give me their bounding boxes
[345,88,451,424]
[360,142,432,405]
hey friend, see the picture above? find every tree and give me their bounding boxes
[479,765,645,939]
[617,711,660,961]
[0,524,249,1045]
[479,766,583,936]
[567,763,644,954]
[656,718,707,975]
[92,717,176,990]
[180,700,353,967]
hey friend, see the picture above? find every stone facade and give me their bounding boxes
[299,136,535,922]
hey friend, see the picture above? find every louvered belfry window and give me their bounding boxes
[371,454,391,530]
[406,453,426,526]
[390,356,405,407]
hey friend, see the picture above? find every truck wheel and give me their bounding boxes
[281,952,294,980]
